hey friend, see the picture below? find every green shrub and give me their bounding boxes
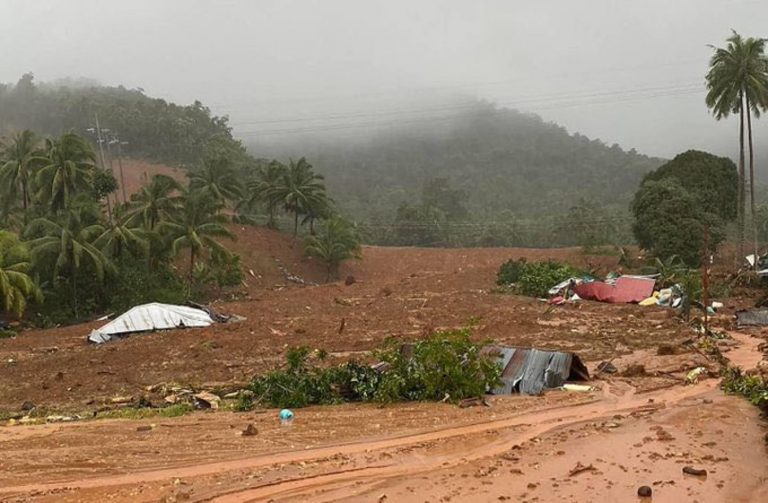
[516,261,580,297]
[497,259,580,297]
[373,327,501,403]
[248,327,501,408]
[722,367,768,412]
[496,258,527,285]
[0,329,16,339]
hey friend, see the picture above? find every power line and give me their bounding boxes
[228,82,703,128]
[232,86,704,137]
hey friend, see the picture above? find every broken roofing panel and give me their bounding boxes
[482,346,589,396]
[735,308,768,328]
[88,303,215,344]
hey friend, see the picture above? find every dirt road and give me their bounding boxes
[1,330,765,503]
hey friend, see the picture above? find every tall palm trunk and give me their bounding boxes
[21,182,28,225]
[293,210,299,237]
[190,248,196,277]
[737,93,746,263]
[746,95,759,266]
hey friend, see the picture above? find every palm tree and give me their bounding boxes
[304,216,361,280]
[0,231,41,317]
[159,192,235,276]
[271,158,327,237]
[301,194,333,235]
[126,174,183,231]
[189,156,242,206]
[35,133,97,213]
[0,130,45,225]
[242,160,287,228]
[95,207,150,260]
[25,207,113,316]
[706,31,768,262]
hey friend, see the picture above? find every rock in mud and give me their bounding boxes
[637,485,652,497]
[682,466,707,477]
[657,344,676,355]
[20,401,35,412]
[621,363,646,377]
[241,424,258,436]
[345,275,356,285]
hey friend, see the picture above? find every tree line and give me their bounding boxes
[0,129,360,323]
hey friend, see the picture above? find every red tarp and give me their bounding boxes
[574,277,655,304]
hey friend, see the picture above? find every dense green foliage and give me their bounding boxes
[632,151,735,267]
[0,74,234,164]
[0,231,40,317]
[496,259,580,297]
[253,102,661,247]
[248,327,501,409]
[640,150,738,221]
[0,128,245,322]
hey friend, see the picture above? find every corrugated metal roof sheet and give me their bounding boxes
[88,303,214,343]
[736,308,768,327]
[482,346,589,396]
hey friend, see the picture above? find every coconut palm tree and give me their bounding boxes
[706,31,768,262]
[0,230,41,317]
[35,133,97,213]
[25,207,113,316]
[159,192,234,277]
[95,207,150,260]
[242,160,287,228]
[271,158,327,237]
[189,156,242,206]
[304,216,361,280]
[126,174,183,231]
[0,130,45,225]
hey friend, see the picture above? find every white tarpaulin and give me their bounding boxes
[88,303,214,344]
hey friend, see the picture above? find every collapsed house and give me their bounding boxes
[482,346,590,395]
[88,303,222,344]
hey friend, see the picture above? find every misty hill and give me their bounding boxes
[0,73,234,165]
[250,102,664,223]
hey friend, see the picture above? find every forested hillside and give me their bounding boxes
[249,102,664,246]
[1,74,664,248]
[0,74,234,164]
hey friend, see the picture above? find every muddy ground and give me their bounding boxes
[0,226,767,502]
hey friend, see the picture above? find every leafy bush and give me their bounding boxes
[0,328,16,339]
[373,327,501,403]
[632,176,725,267]
[722,367,768,412]
[497,259,580,297]
[496,258,527,285]
[248,327,501,408]
[517,261,580,297]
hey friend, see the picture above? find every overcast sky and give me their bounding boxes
[1,0,767,158]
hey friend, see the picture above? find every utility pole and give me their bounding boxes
[89,114,114,221]
[702,226,710,333]
[115,138,128,205]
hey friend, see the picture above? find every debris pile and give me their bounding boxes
[482,346,590,396]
